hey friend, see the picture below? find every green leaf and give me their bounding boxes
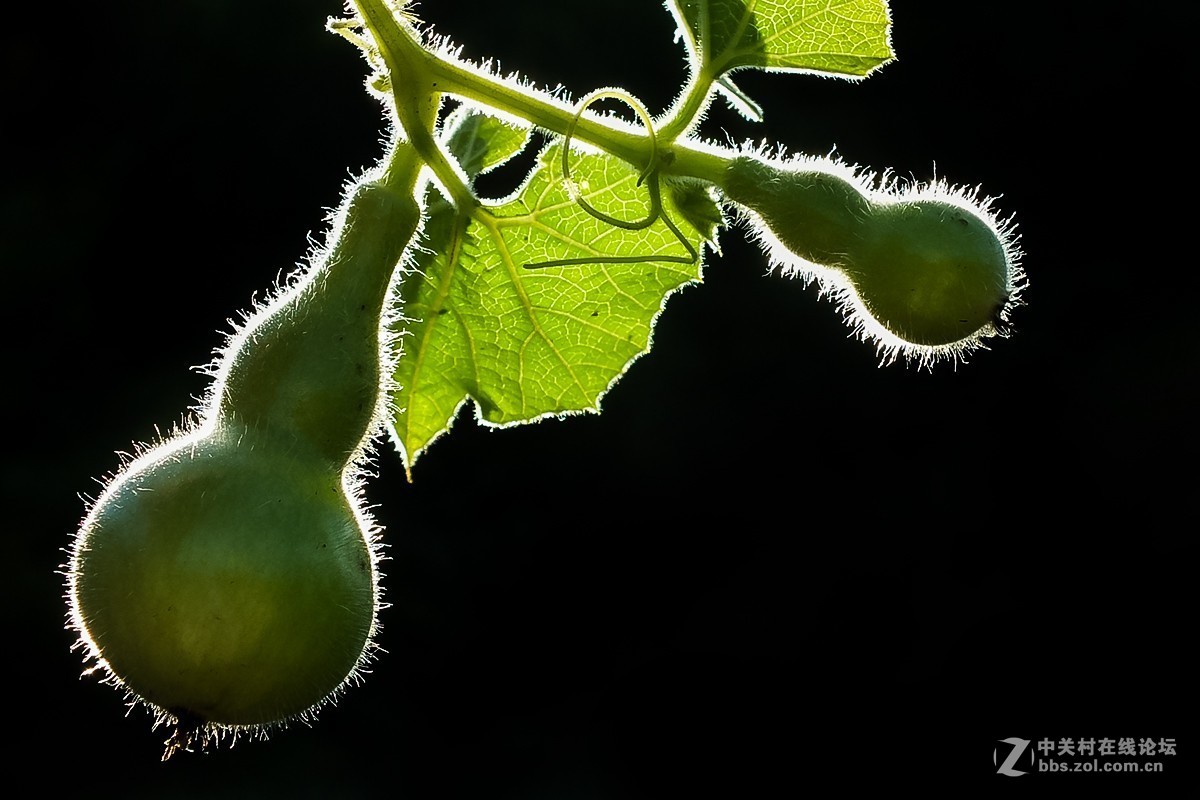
[390,133,719,472]
[670,0,894,79]
[441,105,530,183]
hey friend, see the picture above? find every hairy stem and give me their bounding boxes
[351,0,732,190]
[353,0,477,210]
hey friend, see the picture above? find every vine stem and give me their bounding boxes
[350,0,732,193]
[352,0,476,211]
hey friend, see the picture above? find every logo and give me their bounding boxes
[995,737,1033,777]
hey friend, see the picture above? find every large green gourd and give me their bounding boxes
[68,173,420,738]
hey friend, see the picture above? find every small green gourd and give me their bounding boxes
[721,153,1022,361]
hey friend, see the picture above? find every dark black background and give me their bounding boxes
[5,1,1190,795]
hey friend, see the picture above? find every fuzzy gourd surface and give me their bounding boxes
[69,179,420,730]
[845,199,1010,346]
[723,156,869,267]
[73,435,375,725]
[722,156,1015,349]
[219,182,420,462]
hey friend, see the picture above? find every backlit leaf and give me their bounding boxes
[670,0,894,79]
[390,118,719,472]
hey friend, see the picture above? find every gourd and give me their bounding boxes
[721,154,1022,358]
[66,170,421,749]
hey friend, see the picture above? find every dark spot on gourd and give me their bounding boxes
[169,706,208,729]
[437,308,449,315]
